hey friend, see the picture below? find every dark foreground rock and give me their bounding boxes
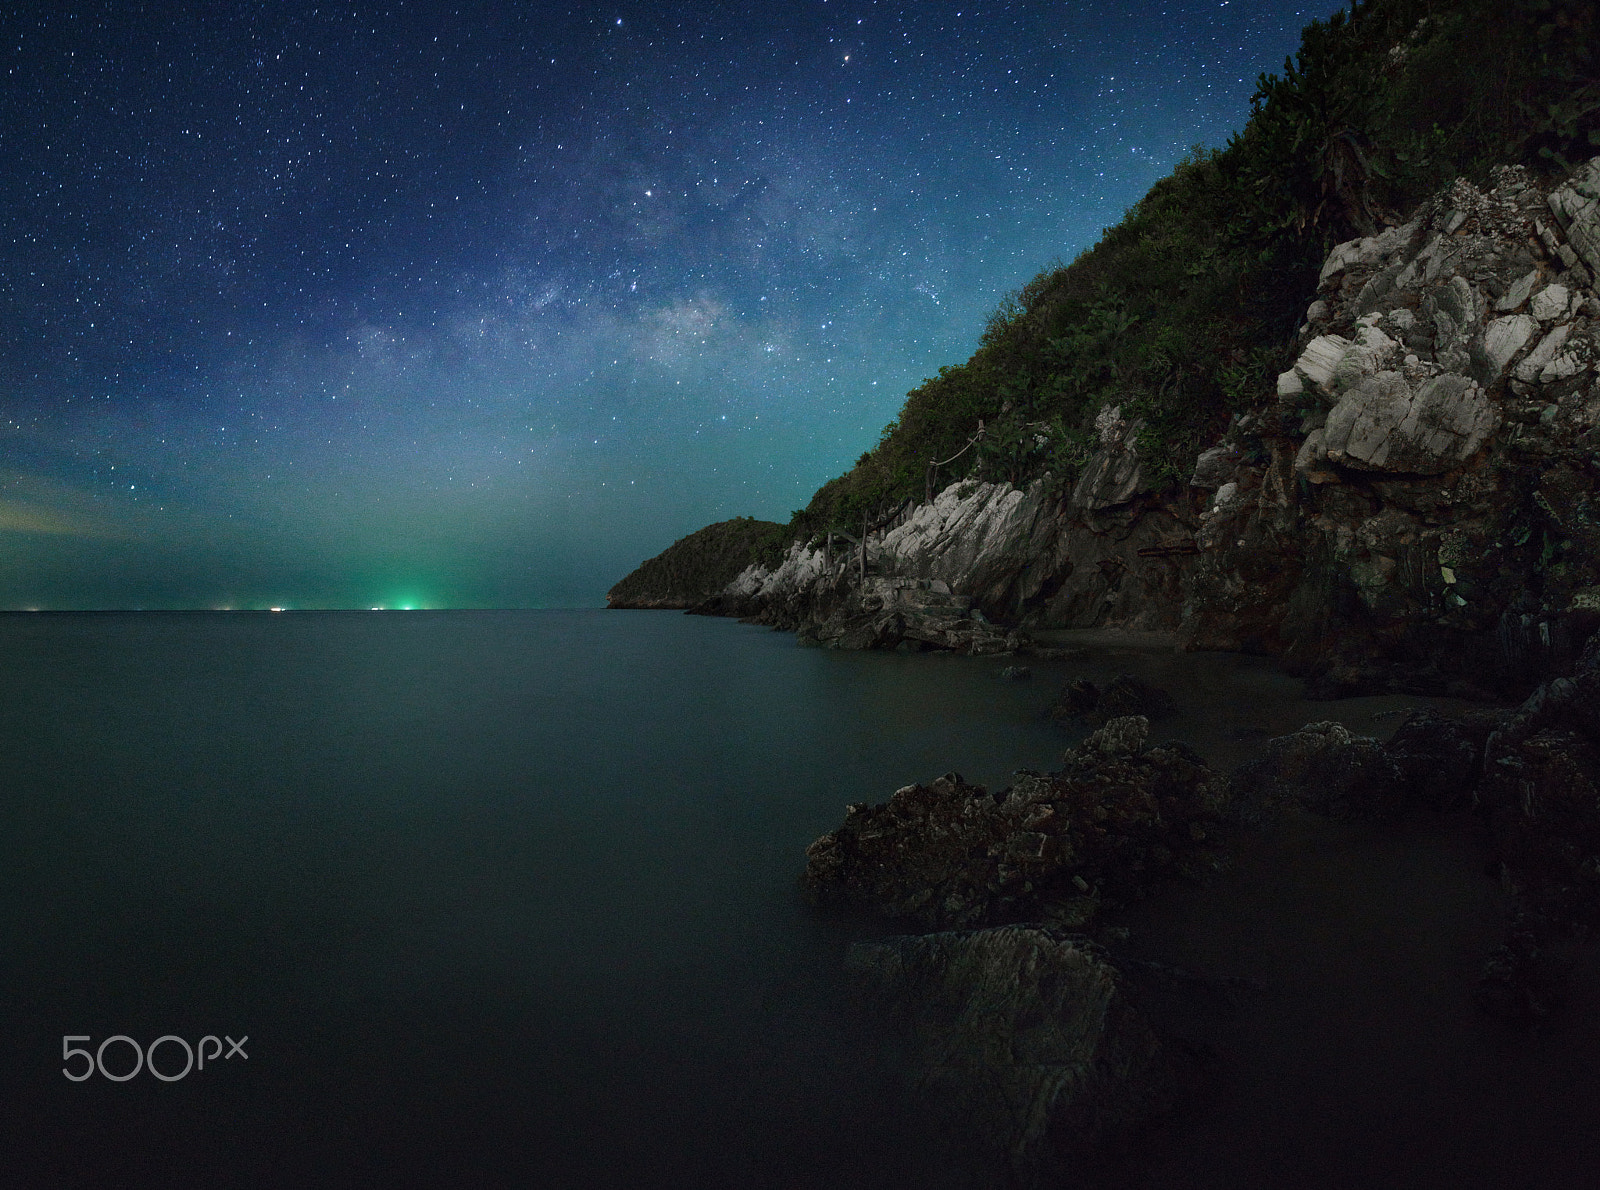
[1385,706,1500,811]
[1229,720,1407,820]
[846,925,1178,1188]
[1474,633,1600,1018]
[1216,681,1600,1022]
[803,716,1227,930]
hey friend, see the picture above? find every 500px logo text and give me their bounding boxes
[62,1034,249,1082]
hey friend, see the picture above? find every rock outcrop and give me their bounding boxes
[1229,720,1407,820]
[705,469,1196,651]
[1186,159,1600,696]
[802,716,1226,930]
[845,925,1175,1187]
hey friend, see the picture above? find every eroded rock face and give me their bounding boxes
[845,925,1173,1187]
[1547,155,1600,277]
[802,716,1226,929]
[1188,158,1600,696]
[1072,415,1150,512]
[716,473,1196,647]
[1321,372,1498,473]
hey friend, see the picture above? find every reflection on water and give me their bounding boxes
[0,612,1593,1187]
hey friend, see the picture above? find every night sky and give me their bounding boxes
[3,1,1340,609]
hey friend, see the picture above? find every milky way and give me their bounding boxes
[2,1,1338,608]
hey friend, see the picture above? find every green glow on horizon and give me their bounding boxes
[386,589,429,612]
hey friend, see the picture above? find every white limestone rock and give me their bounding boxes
[1541,351,1589,384]
[1291,334,1352,394]
[725,542,829,601]
[1070,417,1146,511]
[876,478,1044,589]
[1318,220,1421,286]
[1495,269,1540,313]
[1322,372,1497,474]
[1515,323,1574,383]
[1548,156,1600,277]
[1530,283,1573,323]
[1477,314,1539,380]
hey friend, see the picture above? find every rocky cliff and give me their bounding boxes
[690,157,1600,699]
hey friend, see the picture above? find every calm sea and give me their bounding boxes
[4,610,1599,1188]
[0,609,1074,1188]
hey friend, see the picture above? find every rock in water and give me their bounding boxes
[1050,673,1177,725]
[1229,720,1405,820]
[802,716,1226,928]
[845,925,1174,1187]
[1383,706,1495,811]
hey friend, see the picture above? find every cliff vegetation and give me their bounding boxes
[733,0,1598,552]
[606,516,786,608]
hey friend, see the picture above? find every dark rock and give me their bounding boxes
[1469,634,1600,1018]
[1383,707,1494,810]
[1052,679,1103,722]
[845,924,1177,1187]
[1230,721,1406,820]
[1050,673,1177,725]
[1098,674,1178,720]
[1000,665,1033,681]
[1475,915,1577,1022]
[802,717,1227,929]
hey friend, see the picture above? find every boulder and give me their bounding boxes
[1474,313,1539,380]
[1382,707,1493,811]
[802,717,1226,928]
[1288,334,1351,393]
[845,925,1174,1186]
[1530,282,1573,323]
[1494,269,1539,313]
[1190,443,1240,489]
[1230,721,1406,820]
[1514,323,1574,383]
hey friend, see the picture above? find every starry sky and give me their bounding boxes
[3,0,1341,610]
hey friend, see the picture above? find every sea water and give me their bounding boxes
[2,610,1597,1188]
[0,609,1070,1188]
